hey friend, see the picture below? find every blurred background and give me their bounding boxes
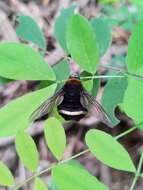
[0,0,143,189]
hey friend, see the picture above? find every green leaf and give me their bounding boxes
[66,14,99,74]
[53,59,70,81]
[91,77,100,97]
[121,77,143,123]
[0,84,57,137]
[0,43,55,81]
[44,117,66,160]
[15,131,39,172]
[34,178,48,190]
[126,21,143,75]
[86,129,136,172]
[80,71,93,93]
[16,16,46,50]
[50,179,59,190]
[54,5,76,53]
[102,76,128,126]
[52,162,109,190]
[90,17,112,56]
[0,162,15,187]
[80,71,100,97]
[0,77,12,84]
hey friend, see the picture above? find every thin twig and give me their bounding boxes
[12,124,140,190]
[129,152,143,190]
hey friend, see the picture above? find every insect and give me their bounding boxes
[30,73,112,127]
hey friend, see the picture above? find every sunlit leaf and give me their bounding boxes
[0,43,55,81]
[0,84,57,137]
[86,129,136,172]
[54,5,76,53]
[0,162,15,187]
[16,16,46,50]
[15,131,39,172]
[90,17,112,56]
[121,77,143,124]
[52,161,109,190]
[44,117,66,160]
[102,76,128,126]
[66,14,99,74]
[34,177,48,190]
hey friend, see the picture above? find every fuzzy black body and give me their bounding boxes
[57,78,88,121]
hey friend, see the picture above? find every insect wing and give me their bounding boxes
[30,88,64,122]
[80,91,113,127]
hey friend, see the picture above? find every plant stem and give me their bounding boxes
[115,121,143,140]
[115,126,137,140]
[129,152,143,190]
[80,75,125,80]
[56,74,126,84]
[12,149,89,190]
[12,125,140,190]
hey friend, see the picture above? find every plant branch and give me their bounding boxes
[11,149,89,190]
[12,124,140,190]
[129,152,143,190]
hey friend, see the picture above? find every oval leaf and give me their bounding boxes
[16,16,46,50]
[15,131,39,172]
[44,117,66,160]
[0,162,14,187]
[52,162,109,190]
[34,177,48,190]
[54,5,76,53]
[121,77,143,123]
[90,17,112,56]
[126,21,143,75]
[66,14,99,74]
[0,84,57,137]
[86,129,136,172]
[0,43,55,80]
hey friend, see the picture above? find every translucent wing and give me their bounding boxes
[30,88,64,122]
[80,90,113,127]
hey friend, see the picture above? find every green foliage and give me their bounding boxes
[90,17,112,56]
[102,76,128,126]
[0,43,55,81]
[0,162,15,187]
[126,21,143,75]
[44,117,66,160]
[86,129,136,172]
[66,14,99,74]
[0,77,12,84]
[101,4,142,31]
[15,131,39,172]
[16,16,46,50]
[121,78,143,124]
[34,178,48,190]
[52,162,109,190]
[53,59,70,81]
[0,5,143,190]
[0,84,56,137]
[54,5,76,53]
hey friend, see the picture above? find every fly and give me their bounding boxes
[30,73,112,127]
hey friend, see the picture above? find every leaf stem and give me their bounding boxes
[11,149,89,190]
[12,124,141,190]
[115,126,137,140]
[129,152,143,190]
[115,121,143,140]
[56,74,126,84]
